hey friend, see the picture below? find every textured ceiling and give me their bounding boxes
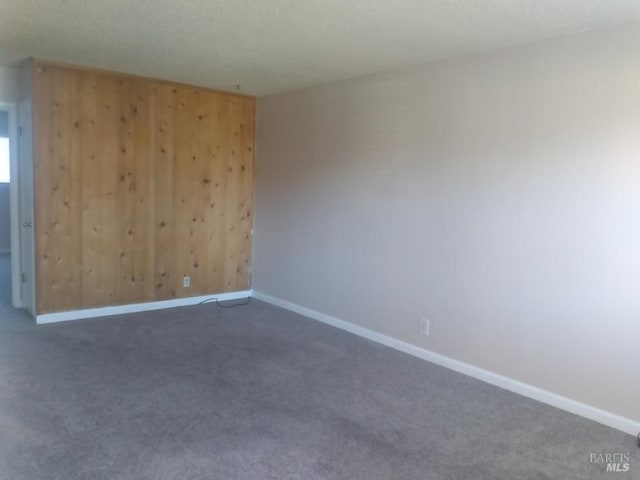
[1,1,639,96]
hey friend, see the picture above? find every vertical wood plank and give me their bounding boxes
[34,65,82,313]
[154,84,176,299]
[114,77,155,304]
[223,96,254,292]
[205,93,228,292]
[79,73,119,308]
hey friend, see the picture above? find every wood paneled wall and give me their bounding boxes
[33,61,254,314]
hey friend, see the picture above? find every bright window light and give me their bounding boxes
[0,137,9,183]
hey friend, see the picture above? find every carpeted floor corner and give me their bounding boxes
[0,254,637,479]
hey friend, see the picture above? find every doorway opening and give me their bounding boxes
[0,109,14,310]
[0,100,33,319]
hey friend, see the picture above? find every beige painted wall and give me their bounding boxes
[254,23,640,423]
[0,66,19,103]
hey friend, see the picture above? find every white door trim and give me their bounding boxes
[18,100,35,317]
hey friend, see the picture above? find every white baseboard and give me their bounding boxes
[36,290,253,325]
[252,291,640,437]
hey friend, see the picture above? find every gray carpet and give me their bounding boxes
[0,255,637,479]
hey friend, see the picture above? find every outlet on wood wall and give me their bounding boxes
[33,61,254,314]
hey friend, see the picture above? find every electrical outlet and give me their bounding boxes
[419,317,430,336]
[183,276,191,288]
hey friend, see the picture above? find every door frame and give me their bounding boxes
[0,101,21,309]
[18,100,36,317]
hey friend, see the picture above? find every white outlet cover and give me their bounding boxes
[419,317,430,336]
